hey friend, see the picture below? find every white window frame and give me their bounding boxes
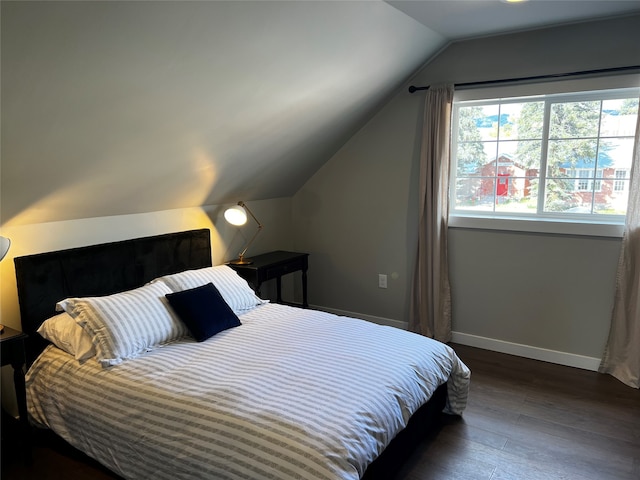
[449,75,640,238]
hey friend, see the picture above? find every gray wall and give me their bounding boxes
[293,89,421,323]
[449,228,620,357]
[293,15,640,362]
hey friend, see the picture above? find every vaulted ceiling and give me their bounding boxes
[3,0,639,226]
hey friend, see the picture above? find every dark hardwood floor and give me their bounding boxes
[2,343,639,479]
[397,344,640,480]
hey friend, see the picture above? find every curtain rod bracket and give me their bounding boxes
[408,85,427,93]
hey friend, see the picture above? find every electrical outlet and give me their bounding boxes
[378,274,388,289]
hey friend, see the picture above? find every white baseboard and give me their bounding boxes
[310,304,601,372]
[309,304,408,330]
[451,332,602,372]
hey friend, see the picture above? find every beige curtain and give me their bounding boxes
[599,108,640,389]
[409,84,454,342]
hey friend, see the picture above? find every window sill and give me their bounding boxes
[448,214,624,238]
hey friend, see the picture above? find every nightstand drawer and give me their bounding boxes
[265,257,306,279]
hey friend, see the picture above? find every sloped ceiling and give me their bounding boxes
[3,1,639,226]
[1,0,445,226]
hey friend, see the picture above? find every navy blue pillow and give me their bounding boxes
[165,283,241,342]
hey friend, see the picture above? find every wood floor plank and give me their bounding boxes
[396,430,498,480]
[500,426,635,480]
[518,388,640,443]
[403,427,574,480]
[514,414,640,461]
[438,418,509,451]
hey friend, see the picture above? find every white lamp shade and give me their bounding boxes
[0,236,11,261]
[224,205,248,226]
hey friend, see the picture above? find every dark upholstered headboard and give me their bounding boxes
[14,229,212,364]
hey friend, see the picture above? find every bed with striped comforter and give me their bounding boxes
[26,303,470,480]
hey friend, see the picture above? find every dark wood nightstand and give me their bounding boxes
[228,251,309,308]
[1,325,31,462]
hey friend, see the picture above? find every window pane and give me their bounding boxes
[549,100,600,139]
[600,98,639,137]
[477,157,497,177]
[494,177,539,213]
[496,104,516,140]
[455,177,495,211]
[547,139,598,175]
[600,138,635,170]
[458,105,499,142]
[601,179,630,215]
[543,179,584,212]
[512,140,542,171]
[497,140,518,159]
[456,141,491,176]
[477,105,500,141]
[505,101,544,140]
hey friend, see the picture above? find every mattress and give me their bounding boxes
[27,303,470,480]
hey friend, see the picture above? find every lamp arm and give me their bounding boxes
[237,202,264,261]
[238,202,262,229]
[238,224,263,261]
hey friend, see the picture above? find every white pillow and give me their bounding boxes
[153,265,267,313]
[57,282,188,367]
[37,312,96,361]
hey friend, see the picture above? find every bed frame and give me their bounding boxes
[14,228,446,479]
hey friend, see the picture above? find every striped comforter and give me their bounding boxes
[27,303,470,480]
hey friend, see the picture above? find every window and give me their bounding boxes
[574,169,603,192]
[450,86,639,236]
[614,170,627,192]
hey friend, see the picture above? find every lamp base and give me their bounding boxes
[228,258,253,265]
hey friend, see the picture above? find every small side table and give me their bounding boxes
[228,251,309,308]
[1,325,31,462]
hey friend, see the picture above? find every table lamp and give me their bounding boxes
[224,202,263,265]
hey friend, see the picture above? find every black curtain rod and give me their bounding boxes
[407,65,640,93]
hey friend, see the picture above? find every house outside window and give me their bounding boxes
[450,85,639,236]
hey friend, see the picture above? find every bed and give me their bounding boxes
[15,229,470,480]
